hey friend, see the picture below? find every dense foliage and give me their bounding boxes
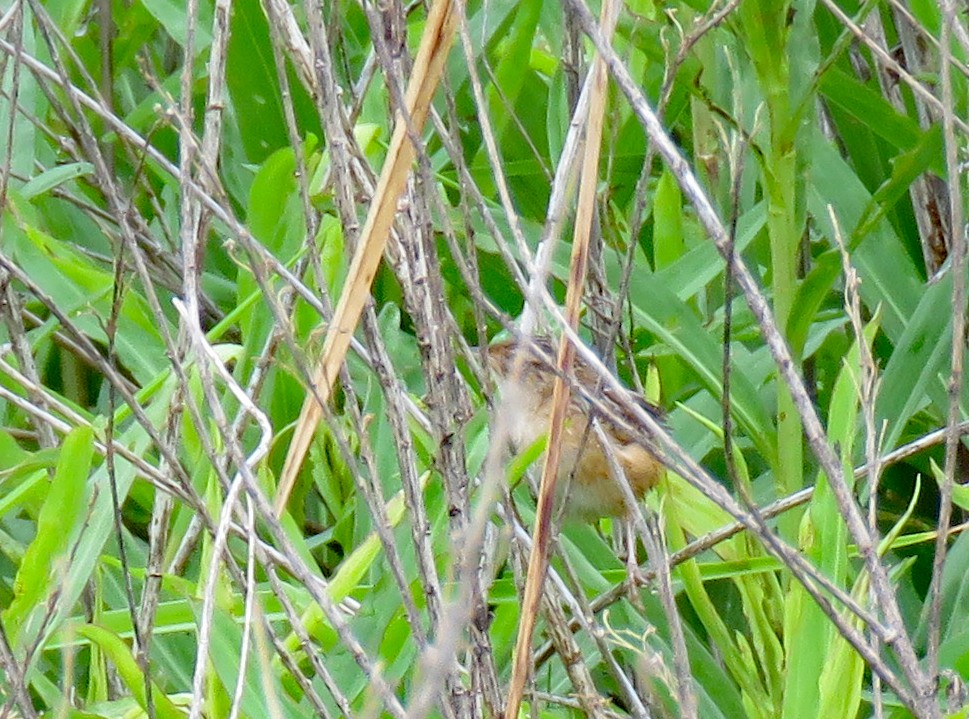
[0,0,967,717]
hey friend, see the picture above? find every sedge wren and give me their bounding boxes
[486,337,664,521]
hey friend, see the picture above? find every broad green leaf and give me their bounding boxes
[246,146,305,257]
[23,376,178,655]
[21,163,94,200]
[875,275,953,449]
[45,0,90,35]
[655,202,767,302]
[933,535,969,679]
[239,145,306,362]
[665,496,772,718]
[283,473,430,655]
[12,223,167,384]
[855,125,945,240]
[783,312,877,719]
[545,65,570,163]
[819,66,923,150]
[204,606,302,718]
[470,0,542,181]
[316,214,347,297]
[139,0,213,51]
[225,0,293,161]
[788,250,841,357]
[653,168,686,269]
[809,131,922,341]
[74,624,185,719]
[38,710,108,719]
[3,426,93,644]
[623,268,777,467]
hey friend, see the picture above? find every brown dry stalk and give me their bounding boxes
[503,0,616,715]
[275,0,457,516]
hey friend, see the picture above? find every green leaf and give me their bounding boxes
[204,607,302,718]
[316,214,347,297]
[623,268,777,467]
[239,146,306,355]
[3,426,94,644]
[26,376,179,655]
[875,275,953,449]
[783,312,878,719]
[816,600,866,719]
[655,202,767,302]
[138,0,213,50]
[809,131,922,342]
[74,624,185,719]
[819,66,923,150]
[226,0,289,162]
[225,0,319,161]
[653,168,685,269]
[13,224,167,384]
[854,125,945,240]
[468,0,543,197]
[283,473,430,655]
[21,163,94,200]
[45,0,90,36]
[788,250,841,357]
[246,147,304,255]
[665,492,772,717]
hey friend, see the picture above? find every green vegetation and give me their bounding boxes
[0,0,967,717]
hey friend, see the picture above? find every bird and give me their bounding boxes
[485,337,665,521]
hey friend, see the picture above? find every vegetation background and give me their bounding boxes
[0,0,968,717]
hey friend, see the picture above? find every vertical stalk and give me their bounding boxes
[767,143,804,541]
[741,1,805,540]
